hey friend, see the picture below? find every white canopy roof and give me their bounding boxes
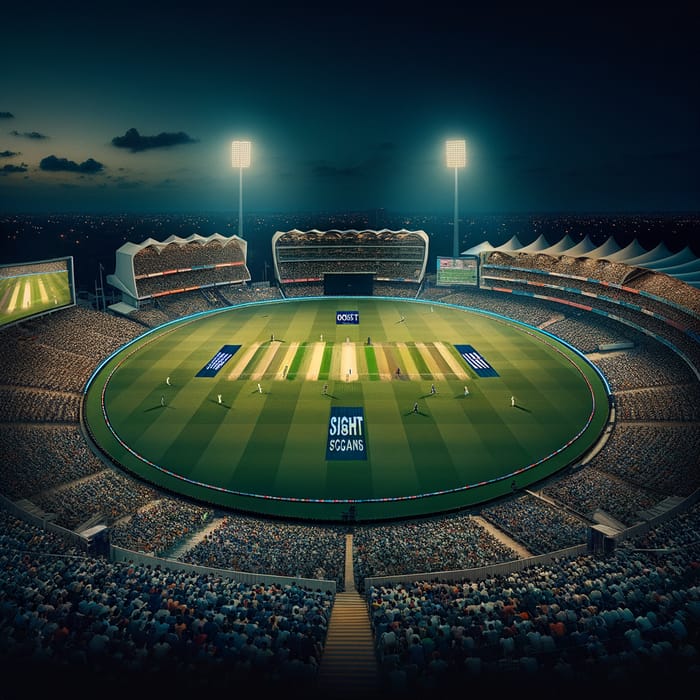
[464,234,700,288]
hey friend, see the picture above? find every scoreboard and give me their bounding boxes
[435,256,479,287]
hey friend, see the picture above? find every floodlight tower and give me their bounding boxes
[231,140,251,238]
[446,139,466,258]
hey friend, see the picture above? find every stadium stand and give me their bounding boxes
[105,233,253,316]
[1,239,698,695]
[272,229,429,298]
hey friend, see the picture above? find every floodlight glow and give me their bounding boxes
[446,139,466,169]
[446,139,467,258]
[231,140,252,238]
[231,140,251,169]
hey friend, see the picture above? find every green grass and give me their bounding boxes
[318,342,333,380]
[83,297,610,521]
[365,346,380,380]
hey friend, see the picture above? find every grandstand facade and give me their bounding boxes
[106,232,251,313]
[470,241,700,372]
[465,233,700,289]
[272,229,429,297]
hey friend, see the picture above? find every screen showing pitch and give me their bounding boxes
[435,256,478,286]
[0,257,75,328]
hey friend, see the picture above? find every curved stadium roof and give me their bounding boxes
[464,235,700,288]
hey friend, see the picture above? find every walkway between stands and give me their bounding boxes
[317,533,379,696]
[472,513,533,558]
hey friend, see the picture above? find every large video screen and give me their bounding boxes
[436,256,478,287]
[0,257,75,329]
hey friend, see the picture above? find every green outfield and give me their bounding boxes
[0,271,73,327]
[83,297,611,521]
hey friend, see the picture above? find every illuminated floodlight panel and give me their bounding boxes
[446,139,466,168]
[231,140,252,168]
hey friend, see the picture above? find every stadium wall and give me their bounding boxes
[110,546,336,593]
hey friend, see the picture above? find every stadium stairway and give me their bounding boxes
[316,534,380,696]
[637,495,687,522]
[165,515,226,559]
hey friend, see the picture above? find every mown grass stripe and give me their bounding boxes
[317,342,334,380]
[364,346,380,380]
[407,342,432,378]
[285,342,307,380]
[237,344,270,380]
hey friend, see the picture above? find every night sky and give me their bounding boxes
[1,2,698,215]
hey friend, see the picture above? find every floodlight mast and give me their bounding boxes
[231,141,251,238]
[446,139,466,258]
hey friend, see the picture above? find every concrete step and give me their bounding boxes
[317,590,379,696]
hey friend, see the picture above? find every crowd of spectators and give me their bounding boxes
[3,306,143,392]
[478,268,700,372]
[0,509,333,694]
[272,231,427,286]
[0,424,104,500]
[592,345,695,391]
[585,423,700,497]
[481,266,699,332]
[0,260,67,277]
[109,498,216,557]
[32,470,161,531]
[277,280,420,299]
[136,265,250,297]
[0,386,81,423]
[276,259,422,283]
[128,305,171,327]
[367,501,700,693]
[129,284,281,326]
[179,514,347,591]
[133,238,246,276]
[435,288,561,328]
[352,514,519,588]
[479,494,589,555]
[632,269,700,316]
[1,258,698,692]
[486,250,639,286]
[373,282,420,298]
[540,467,658,526]
[281,282,324,297]
[614,384,700,422]
[544,314,635,353]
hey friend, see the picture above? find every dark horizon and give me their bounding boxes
[3,209,699,293]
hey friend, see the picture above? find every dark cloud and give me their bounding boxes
[0,150,20,158]
[0,112,13,119]
[111,127,197,152]
[1,163,28,174]
[40,155,104,174]
[10,130,47,139]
